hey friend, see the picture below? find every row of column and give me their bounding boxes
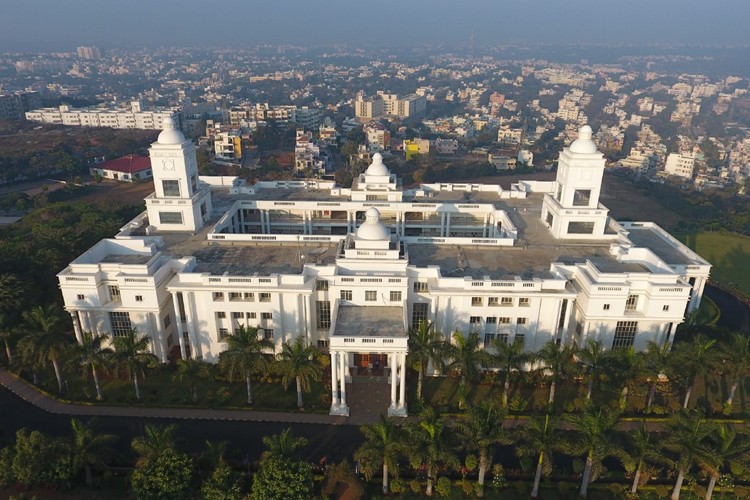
[388,351,408,416]
[329,350,349,416]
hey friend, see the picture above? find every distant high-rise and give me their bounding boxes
[0,91,41,120]
[76,46,102,60]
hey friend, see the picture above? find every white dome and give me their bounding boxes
[157,116,186,145]
[569,125,597,154]
[365,153,390,176]
[356,207,390,240]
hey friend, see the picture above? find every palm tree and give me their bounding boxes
[454,400,509,497]
[702,424,750,499]
[19,304,73,393]
[622,423,670,495]
[173,357,210,403]
[642,340,674,409]
[112,329,158,401]
[406,408,459,496]
[261,427,308,463]
[515,414,563,498]
[132,423,178,463]
[565,403,625,498]
[577,339,608,400]
[0,312,21,363]
[275,338,322,408]
[0,273,24,314]
[490,337,528,407]
[218,324,273,405]
[201,439,229,469]
[445,330,491,408]
[535,341,577,406]
[71,331,113,400]
[672,335,719,409]
[663,410,715,500]
[68,418,117,486]
[408,320,446,401]
[720,332,750,408]
[354,415,403,495]
[608,347,644,410]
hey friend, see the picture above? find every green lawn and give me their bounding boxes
[677,230,750,295]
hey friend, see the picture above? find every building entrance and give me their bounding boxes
[353,353,388,376]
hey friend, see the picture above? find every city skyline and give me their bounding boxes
[2,0,749,51]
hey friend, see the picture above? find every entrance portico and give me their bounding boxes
[329,305,409,417]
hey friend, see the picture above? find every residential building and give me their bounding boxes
[664,152,696,179]
[0,91,41,120]
[89,155,153,182]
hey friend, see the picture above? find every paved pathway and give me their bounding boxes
[0,368,350,425]
[346,376,394,425]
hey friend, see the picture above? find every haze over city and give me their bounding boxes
[2,0,750,50]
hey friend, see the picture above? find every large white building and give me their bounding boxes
[664,152,696,179]
[58,123,710,417]
[25,101,178,131]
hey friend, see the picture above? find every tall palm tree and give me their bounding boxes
[490,337,528,407]
[445,330,491,408]
[71,331,113,400]
[261,427,308,463]
[275,337,322,408]
[454,400,509,497]
[535,341,577,406]
[720,332,750,408]
[608,347,644,410]
[173,356,210,403]
[132,423,178,463]
[112,329,158,401]
[642,340,674,409]
[565,403,625,498]
[663,410,715,500]
[621,422,670,495]
[408,320,446,401]
[515,414,563,498]
[672,335,719,409]
[702,424,750,499]
[68,418,117,486]
[0,312,21,363]
[577,339,609,401]
[354,415,403,495]
[218,324,273,405]
[406,407,459,496]
[20,304,73,393]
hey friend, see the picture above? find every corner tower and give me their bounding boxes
[146,117,212,232]
[541,125,612,239]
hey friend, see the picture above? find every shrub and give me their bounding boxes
[410,479,422,494]
[435,476,452,497]
[390,478,406,494]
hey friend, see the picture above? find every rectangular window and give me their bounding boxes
[519,297,530,307]
[515,333,525,345]
[663,305,670,312]
[231,312,243,319]
[414,281,428,292]
[244,292,255,301]
[229,292,242,301]
[483,333,495,347]
[412,303,429,329]
[216,311,226,319]
[77,294,85,300]
[488,297,499,306]
[517,317,527,325]
[135,295,143,302]
[498,333,509,344]
[261,312,272,320]
[162,179,180,197]
[567,221,595,234]
[471,297,483,306]
[501,297,513,306]
[317,300,331,330]
[613,321,638,348]
[264,329,274,340]
[247,312,256,319]
[259,293,271,302]
[109,311,132,338]
[340,290,352,301]
[108,285,121,302]
[603,304,611,310]
[213,292,224,301]
[625,295,639,311]
[573,189,591,207]
[390,291,402,302]
[498,317,511,324]
[317,339,329,348]
[219,328,228,340]
[158,211,183,224]
[164,315,171,328]
[486,316,497,324]
[316,280,329,291]
[365,290,377,301]
[470,316,482,324]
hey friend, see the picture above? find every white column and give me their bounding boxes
[398,351,407,409]
[483,213,489,237]
[87,311,99,336]
[445,212,451,236]
[330,351,339,406]
[183,292,200,359]
[172,293,187,359]
[239,208,245,233]
[390,352,398,407]
[339,350,347,406]
[440,212,446,236]
[71,312,83,343]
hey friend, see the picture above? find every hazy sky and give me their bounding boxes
[1,0,748,51]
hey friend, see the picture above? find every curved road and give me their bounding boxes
[705,284,750,333]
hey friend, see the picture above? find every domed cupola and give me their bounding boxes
[568,125,597,154]
[157,116,186,145]
[365,153,390,177]
[356,208,390,241]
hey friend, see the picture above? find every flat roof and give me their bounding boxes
[191,243,338,276]
[626,227,695,266]
[333,306,406,337]
[100,254,151,265]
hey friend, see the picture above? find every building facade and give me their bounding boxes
[58,124,710,418]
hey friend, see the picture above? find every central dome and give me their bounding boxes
[569,125,597,154]
[365,153,390,176]
[157,116,186,145]
[355,207,390,240]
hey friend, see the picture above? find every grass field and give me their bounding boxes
[677,230,750,295]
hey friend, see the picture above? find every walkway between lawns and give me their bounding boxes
[0,369,349,425]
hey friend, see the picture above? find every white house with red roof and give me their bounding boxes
[89,154,153,182]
